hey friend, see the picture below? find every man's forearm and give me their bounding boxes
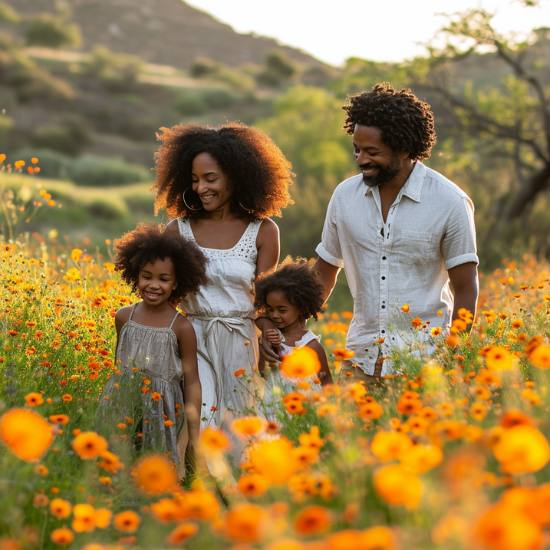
[452,287,478,326]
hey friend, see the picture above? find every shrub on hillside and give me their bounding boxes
[82,46,143,92]
[0,2,20,24]
[257,52,297,88]
[67,154,151,186]
[31,119,90,157]
[24,14,81,48]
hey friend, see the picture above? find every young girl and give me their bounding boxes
[96,224,207,469]
[255,259,333,393]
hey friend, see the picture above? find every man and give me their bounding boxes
[315,83,478,381]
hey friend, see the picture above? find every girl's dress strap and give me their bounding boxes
[168,310,180,329]
[128,303,137,321]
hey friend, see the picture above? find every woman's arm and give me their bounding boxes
[175,317,202,454]
[255,218,280,361]
[307,340,334,386]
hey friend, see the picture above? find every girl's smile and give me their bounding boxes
[137,258,177,307]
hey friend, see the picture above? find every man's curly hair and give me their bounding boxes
[343,83,436,160]
[154,123,294,219]
[255,258,324,321]
[115,224,207,301]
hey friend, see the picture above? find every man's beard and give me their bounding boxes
[361,158,401,187]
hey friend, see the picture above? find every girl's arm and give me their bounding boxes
[175,317,202,454]
[114,306,132,363]
[307,340,334,386]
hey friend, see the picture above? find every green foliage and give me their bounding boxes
[83,46,143,92]
[0,2,20,23]
[24,14,81,48]
[190,56,218,78]
[67,154,151,186]
[0,47,74,101]
[175,86,253,115]
[31,118,90,157]
[257,52,297,88]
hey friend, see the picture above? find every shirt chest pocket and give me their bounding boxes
[392,229,439,264]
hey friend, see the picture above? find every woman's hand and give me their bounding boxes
[264,328,283,347]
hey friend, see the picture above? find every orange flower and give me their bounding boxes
[493,425,549,474]
[50,527,74,545]
[72,503,96,533]
[199,426,231,454]
[298,426,324,451]
[49,414,69,426]
[529,344,550,369]
[98,451,124,473]
[234,368,246,377]
[71,432,108,460]
[114,510,141,533]
[485,346,518,371]
[231,416,266,439]
[166,522,198,545]
[371,431,412,462]
[401,304,410,313]
[94,508,112,529]
[333,348,355,360]
[237,474,269,497]
[0,408,54,461]
[373,464,422,509]
[224,503,266,543]
[24,392,44,407]
[247,437,299,485]
[150,498,180,523]
[50,498,72,519]
[500,409,533,428]
[400,444,443,474]
[175,489,220,521]
[293,505,331,536]
[280,347,321,379]
[132,454,177,495]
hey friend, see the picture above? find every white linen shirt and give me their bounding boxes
[315,161,479,375]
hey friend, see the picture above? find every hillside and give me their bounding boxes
[4,0,329,71]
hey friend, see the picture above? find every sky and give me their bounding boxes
[184,0,550,66]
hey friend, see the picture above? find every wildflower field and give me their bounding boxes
[1,173,550,550]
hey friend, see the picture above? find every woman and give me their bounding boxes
[155,123,293,428]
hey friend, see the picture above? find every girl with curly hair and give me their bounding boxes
[96,224,207,472]
[255,258,333,397]
[155,123,293,427]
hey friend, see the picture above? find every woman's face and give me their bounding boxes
[191,152,232,213]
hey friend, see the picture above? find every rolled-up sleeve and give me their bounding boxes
[315,191,344,268]
[442,196,479,270]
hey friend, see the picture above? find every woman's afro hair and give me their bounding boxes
[255,258,324,320]
[114,223,207,301]
[153,122,294,220]
[343,82,436,160]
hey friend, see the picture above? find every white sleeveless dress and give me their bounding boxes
[177,218,263,427]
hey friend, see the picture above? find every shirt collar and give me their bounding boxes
[363,161,426,202]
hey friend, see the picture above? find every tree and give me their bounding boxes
[414,4,550,220]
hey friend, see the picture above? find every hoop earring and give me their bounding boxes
[239,201,255,214]
[182,189,202,212]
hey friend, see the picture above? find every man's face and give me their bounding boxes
[352,125,405,187]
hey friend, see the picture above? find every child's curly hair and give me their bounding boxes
[114,224,207,301]
[255,258,324,320]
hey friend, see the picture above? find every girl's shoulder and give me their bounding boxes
[115,305,134,324]
[171,313,196,341]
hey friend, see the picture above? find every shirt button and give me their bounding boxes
[381,276,386,280]
[381,330,386,334]
[381,305,386,309]
[382,256,387,260]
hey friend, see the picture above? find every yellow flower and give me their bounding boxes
[370,431,412,462]
[247,437,299,485]
[400,444,443,474]
[72,503,96,533]
[485,345,518,371]
[373,464,422,509]
[131,454,177,495]
[280,347,320,379]
[64,268,81,282]
[493,425,550,474]
[0,408,54,462]
[70,248,83,263]
[71,432,108,460]
[94,508,112,529]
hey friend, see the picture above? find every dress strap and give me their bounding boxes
[128,303,137,321]
[168,310,180,329]
[177,218,193,240]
